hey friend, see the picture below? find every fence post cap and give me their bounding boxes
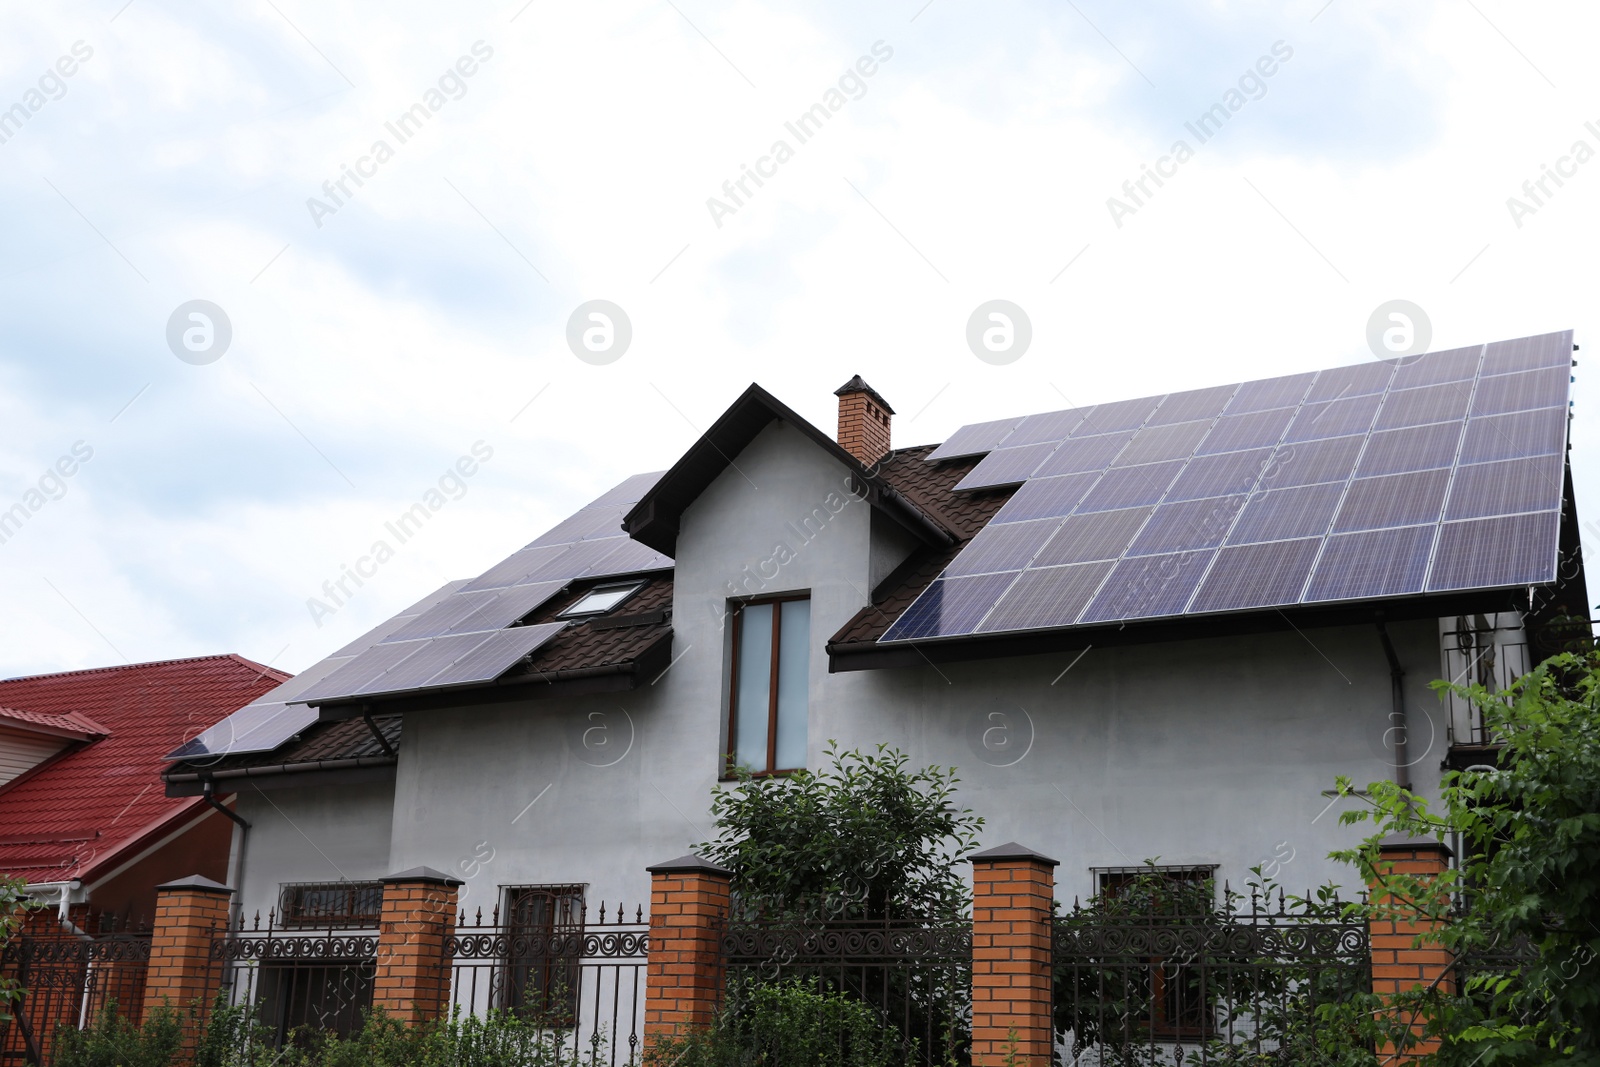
[646,853,731,876]
[382,866,465,886]
[155,874,234,894]
[1377,836,1454,858]
[969,842,1059,866]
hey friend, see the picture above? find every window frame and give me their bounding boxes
[725,593,811,778]
[277,880,385,929]
[557,580,645,619]
[498,883,586,1023]
[1092,864,1220,1040]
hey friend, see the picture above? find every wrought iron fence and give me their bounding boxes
[720,920,972,1066]
[0,926,151,1067]
[1052,887,1371,1065]
[446,901,649,1067]
[209,911,377,1048]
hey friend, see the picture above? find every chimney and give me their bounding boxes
[834,375,894,467]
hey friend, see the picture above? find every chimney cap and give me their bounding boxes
[834,375,895,415]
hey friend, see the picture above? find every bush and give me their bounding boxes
[646,979,909,1067]
[53,1002,185,1067]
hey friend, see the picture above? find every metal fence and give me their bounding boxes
[1052,888,1371,1065]
[209,912,377,1048]
[1440,619,1530,748]
[0,926,151,1067]
[720,920,972,1066]
[447,901,650,1067]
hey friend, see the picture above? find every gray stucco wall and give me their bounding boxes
[234,780,395,921]
[253,418,1452,916]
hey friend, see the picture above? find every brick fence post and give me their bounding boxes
[142,875,232,1029]
[643,854,730,1051]
[1367,839,1455,1062]
[372,866,462,1026]
[970,843,1057,1067]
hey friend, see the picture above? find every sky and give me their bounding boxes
[1,0,1596,678]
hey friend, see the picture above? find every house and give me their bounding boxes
[163,330,1584,970]
[0,655,288,929]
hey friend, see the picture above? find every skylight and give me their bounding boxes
[558,581,645,618]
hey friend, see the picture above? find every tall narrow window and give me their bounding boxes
[727,595,810,775]
[500,884,585,1022]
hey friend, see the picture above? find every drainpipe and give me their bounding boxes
[202,779,249,927]
[1375,619,1410,792]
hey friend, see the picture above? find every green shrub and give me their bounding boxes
[53,1002,184,1067]
[647,979,908,1067]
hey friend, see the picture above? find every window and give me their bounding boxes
[726,595,810,775]
[500,884,585,1022]
[558,581,644,618]
[278,881,384,929]
[1094,865,1219,1038]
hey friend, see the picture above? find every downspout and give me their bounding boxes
[202,779,250,927]
[1375,619,1411,792]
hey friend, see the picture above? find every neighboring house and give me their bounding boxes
[0,655,288,929]
[164,331,1585,953]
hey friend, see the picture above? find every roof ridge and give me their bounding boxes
[0,653,290,686]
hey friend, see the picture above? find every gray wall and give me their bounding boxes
[253,419,1451,915]
[234,780,395,921]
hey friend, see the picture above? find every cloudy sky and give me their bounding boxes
[1,0,1595,678]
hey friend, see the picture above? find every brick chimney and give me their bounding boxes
[834,375,894,467]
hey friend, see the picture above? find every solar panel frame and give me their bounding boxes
[423,623,570,687]
[881,572,1023,641]
[953,443,1060,491]
[1032,432,1135,476]
[1284,393,1383,442]
[1078,549,1217,623]
[1426,512,1560,591]
[1071,396,1163,435]
[990,472,1102,524]
[1390,345,1481,389]
[1002,408,1090,447]
[586,471,667,509]
[1256,436,1365,490]
[1189,537,1323,614]
[441,581,567,636]
[1032,507,1156,567]
[1331,468,1451,533]
[1457,407,1566,465]
[974,561,1116,633]
[459,544,576,592]
[925,417,1025,462]
[944,518,1066,576]
[1373,382,1472,431]
[1127,496,1247,556]
[382,590,501,642]
[1227,482,1347,545]
[1355,422,1464,477]
[350,633,498,696]
[528,505,630,548]
[1480,331,1572,377]
[1146,385,1237,426]
[1114,421,1214,466]
[1197,408,1297,454]
[580,538,674,577]
[1165,448,1276,502]
[1304,524,1437,602]
[1306,361,1395,402]
[1442,454,1565,521]
[1225,372,1315,414]
[1470,366,1570,417]
[1073,460,1186,513]
[295,640,431,703]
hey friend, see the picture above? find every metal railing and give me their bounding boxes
[720,919,972,1066]
[1440,619,1530,748]
[447,901,649,1067]
[209,911,377,1047]
[0,926,151,1066]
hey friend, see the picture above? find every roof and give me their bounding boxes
[835,375,895,414]
[623,383,952,556]
[0,705,109,742]
[0,655,288,883]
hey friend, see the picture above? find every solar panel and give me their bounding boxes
[1114,421,1213,466]
[1480,331,1572,376]
[1197,408,1296,454]
[1470,366,1570,417]
[580,538,673,577]
[1127,496,1246,555]
[425,623,569,687]
[944,518,1063,576]
[530,505,629,548]
[925,416,1025,461]
[881,572,1022,641]
[1165,448,1275,502]
[1304,525,1437,601]
[1226,372,1314,414]
[991,472,1101,524]
[383,590,500,642]
[1073,396,1162,435]
[1443,455,1564,521]
[1227,482,1345,545]
[1306,361,1394,402]
[1426,512,1559,591]
[1458,407,1566,464]
[953,443,1059,490]
[1032,507,1154,566]
[887,331,1573,643]
[1033,432,1135,476]
[441,581,567,635]
[1147,385,1236,426]
[328,580,470,656]
[1074,460,1185,513]
[1284,394,1382,442]
[1002,408,1089,447]
[460,544,575,592]
[520,537,634,583]
[349,632,498,696]
[1079,549,1217,622]
[1331,469,1450,533]
[295,640,431,703]
[1189,537,1322,613]
[1356,423,1462,478]
[1390,345,1481,389]
[167,701,318,761]
[587,470,666,509]
[1374,382,1472,431]
[974,562,1115,633]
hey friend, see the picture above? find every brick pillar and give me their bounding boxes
[143,875,232,1022]
[1367,839,1455,1062]
[970,843,1057,1067]
[644,854,731,1049]
[372,866,461,1026]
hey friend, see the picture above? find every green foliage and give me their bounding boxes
[645,979,908,1067]
[0,874,39,1022]
[699,741,982,921]
[1328,650,1600,1065]
[53,1002,185,1067]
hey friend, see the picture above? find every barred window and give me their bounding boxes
[500,884,585,1022]
[278,881,384,929]
[1093,865,1219,1038]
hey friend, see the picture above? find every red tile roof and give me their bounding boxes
[0,655,288,884]
[0,705,110,742]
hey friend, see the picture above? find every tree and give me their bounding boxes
[1329,650,1600,1064]
[697,742,983,922]
[0,875,37,1023]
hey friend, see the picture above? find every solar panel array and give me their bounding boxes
[884,331,1573,643]
[167,472,672,760]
